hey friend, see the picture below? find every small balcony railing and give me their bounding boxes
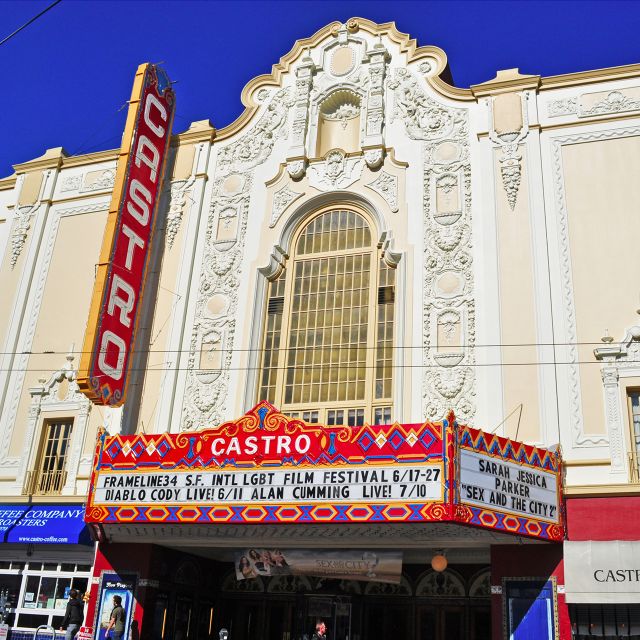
[22,469,67,495]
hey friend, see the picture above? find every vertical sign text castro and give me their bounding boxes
[78,64,175,406]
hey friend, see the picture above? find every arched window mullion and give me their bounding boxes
[258,206,394,425]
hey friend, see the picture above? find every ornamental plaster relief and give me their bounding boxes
[9,203,37,269]
[218,88,291,176]
[307,149,365,191]
[549,126,640,447]
[59,168,116,194]
[269,185,303,228]
[594,325,640,476]
[365,171,398,212]
[487,93,529,211]
[166,176,196,250]
[548,88,640,118]
[387,69,476,422]
[181,90,292,430]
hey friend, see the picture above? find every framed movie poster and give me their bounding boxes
[95,573,137,640]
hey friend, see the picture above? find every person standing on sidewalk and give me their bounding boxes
[60,589,84,640]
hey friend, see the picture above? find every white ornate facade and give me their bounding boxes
[0,17,639,505]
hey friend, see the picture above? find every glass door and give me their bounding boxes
[304,597,352,640]
[416,605,466,640]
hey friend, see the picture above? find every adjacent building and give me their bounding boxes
[0,17,639,640]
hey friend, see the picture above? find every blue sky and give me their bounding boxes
[1,0,639,178]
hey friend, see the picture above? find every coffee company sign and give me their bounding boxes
[85,403,564,540]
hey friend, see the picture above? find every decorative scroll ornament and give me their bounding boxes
[582,90,640,116]
[286,159,306,180]
[389,69,476,422]
[10,204,37,269]
[488,93,529,211]
[547,96,578,117]
[324,103,359,128]
[182,88,291,429]
[498,140,523,210]
[270,185,303,227]
[548,90,640,118]
[366,171,398,212]
[217,88,291,175]
[166,176,195,249]
[364,147,384,169]
[84,169,116,192]
[307,149,364,191]
[388,69,454,141]
[60,175,82,192]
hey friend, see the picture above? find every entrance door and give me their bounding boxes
[363,602,412,640]
[266,600,294,640]
[417,605,465,640]
[219,598,262,640]
[305,597,352,640]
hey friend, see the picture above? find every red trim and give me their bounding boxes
[566,495,640,540]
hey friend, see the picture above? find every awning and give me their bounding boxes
[0,505,91,545]
[564,541,640,604]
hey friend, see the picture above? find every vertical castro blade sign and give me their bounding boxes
[78,64,175,406]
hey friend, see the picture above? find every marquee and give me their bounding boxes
[85,402,564,541]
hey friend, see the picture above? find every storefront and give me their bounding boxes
[0,504,93,639]
[76,403,565,640]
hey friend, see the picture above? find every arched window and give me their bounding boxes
[259,207,395,425]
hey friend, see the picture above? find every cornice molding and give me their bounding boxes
[12,147,68,173]
[563,459,611,467]
[540,63,640,91]
[471,68,541,98]
[0,175,16,190]
[173,119,216,146]
[62,148,118,168]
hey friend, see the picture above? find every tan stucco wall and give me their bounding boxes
[563,136,640,435]
[9,210,107,457]
[495,151,541,442]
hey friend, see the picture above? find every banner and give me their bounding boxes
[235,549,402,584]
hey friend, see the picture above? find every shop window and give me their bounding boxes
[0,559,91,633]
[25,419,73,495]
[259,208,395,425]
[504,579,557,640]
[570,603,640,638]
[628,391,640,482]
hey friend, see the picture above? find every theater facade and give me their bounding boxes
[1,16,640,640]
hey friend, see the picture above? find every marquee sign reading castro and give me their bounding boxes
[85,402,565,541]
[78,63,175,406]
